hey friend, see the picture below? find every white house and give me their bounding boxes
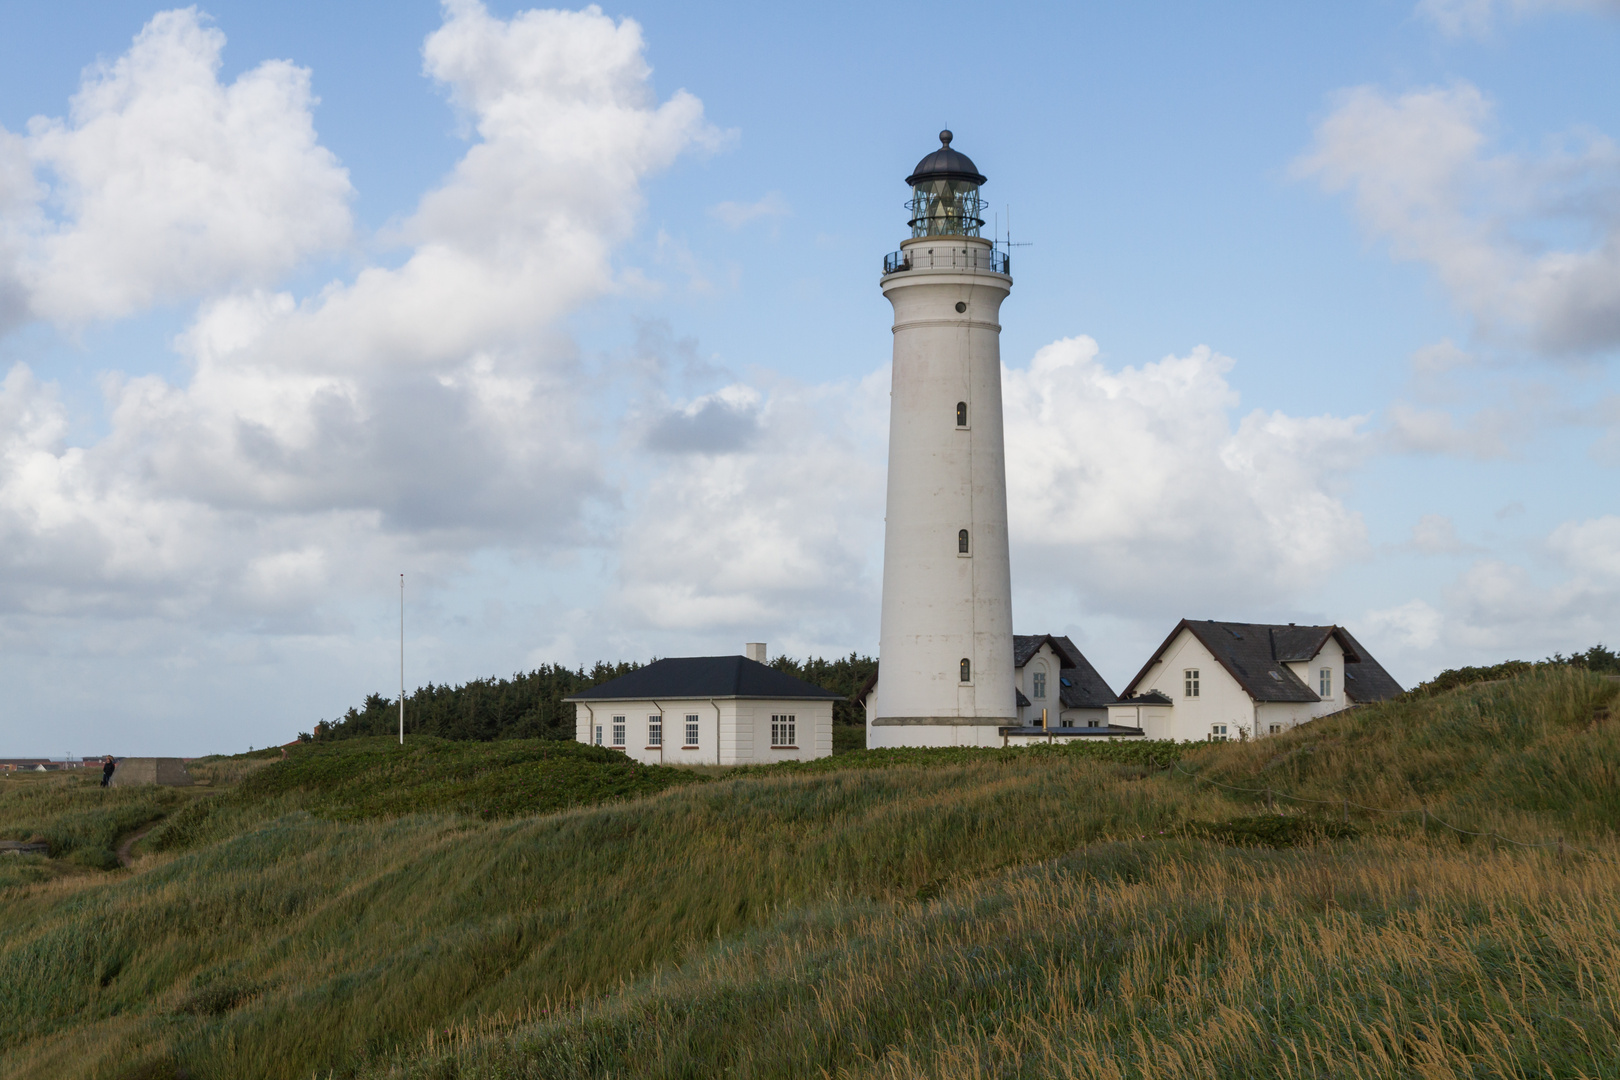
[1107,621,1403,742]
[565,644,839,766]
[860,633,1144,746]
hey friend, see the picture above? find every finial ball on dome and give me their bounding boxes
[939,130,953,146]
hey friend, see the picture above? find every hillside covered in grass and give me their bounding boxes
[1,667,1617,1079]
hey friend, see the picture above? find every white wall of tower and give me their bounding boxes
[871,235,1014,748]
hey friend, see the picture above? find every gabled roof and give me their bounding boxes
[1336,627,1404,703]
[565,656,842,702]
[1047,635,1119,709]
[1121,620,1402,704]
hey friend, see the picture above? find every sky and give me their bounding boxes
[1,0,1618,756]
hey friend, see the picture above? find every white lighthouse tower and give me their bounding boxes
[869,131,1016,748]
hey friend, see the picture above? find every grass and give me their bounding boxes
[0,666,1615,1079]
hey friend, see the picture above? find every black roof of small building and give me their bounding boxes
[1121,620,1403,705]
[564,656,842,702]
[906,130,986,186]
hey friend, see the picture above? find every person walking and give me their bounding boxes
[100,755,115,788]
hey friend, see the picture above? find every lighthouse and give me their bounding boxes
[869,131,1016,748]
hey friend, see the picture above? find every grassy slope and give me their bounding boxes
[1,668,1616,1079]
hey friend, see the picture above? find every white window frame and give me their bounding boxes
[594,724,603,746]
[648,715,662,747]
[771,713,796,748]
[1210,723,1228,742]
[684,715,700,748]
[1185,669,1200,698]
[1319,667,1332,698]
[1269,723,1281,735]
[1032,668,1047,700]
[611,716,626,747]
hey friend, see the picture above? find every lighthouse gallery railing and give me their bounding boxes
[884,247,1010,276]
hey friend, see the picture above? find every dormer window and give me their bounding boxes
[1032,670,1047,699]
[1319,667,1332,697]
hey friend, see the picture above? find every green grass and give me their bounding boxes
[147,737,703,854]
[1,667,1616,1079]
[0,772,196,868]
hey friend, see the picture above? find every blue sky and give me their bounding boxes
[1,0,1617,755]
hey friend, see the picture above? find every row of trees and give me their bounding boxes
[302,653,878,743]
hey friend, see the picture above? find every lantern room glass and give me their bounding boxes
[908,178,985,238]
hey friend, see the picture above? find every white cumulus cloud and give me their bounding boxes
[1296,81,1620,355]
[11,8,352,328]
[1001,337,1370,620]
[0,2,718,631]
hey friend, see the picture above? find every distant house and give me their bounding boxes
[858,633,1143,746]
[564,644,840,765]
[1107,620,1403,742]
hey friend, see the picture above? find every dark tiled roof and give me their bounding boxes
[1123,620,1403,704]
[566,656,842,702]
[1014,634,1119,709]
[1336,627,1404,703]
[1117,689,1173,705]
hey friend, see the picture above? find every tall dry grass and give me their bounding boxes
[2,669,1615,1079]
[364,836,1620,1079]
[0,754,1227,1080]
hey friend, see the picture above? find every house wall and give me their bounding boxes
[1107,702,1173,737]
[573,700,832,765]
[1285,637,1347,722]
[1016,643,1059,726]
[1123,629,1259,742]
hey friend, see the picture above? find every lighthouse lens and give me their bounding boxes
[908,178,985,238]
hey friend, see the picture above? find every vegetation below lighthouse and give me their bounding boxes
[0,665,1617,1077]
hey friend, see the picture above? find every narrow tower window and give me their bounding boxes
[956,401,968,427]
[960,658,972,683]
[958,529,970,554]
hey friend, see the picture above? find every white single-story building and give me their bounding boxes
[1107,620,1403,742]
[858,633,1144,747]
[565,644,839,765]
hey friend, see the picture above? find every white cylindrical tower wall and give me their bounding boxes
[871,234,1015,748]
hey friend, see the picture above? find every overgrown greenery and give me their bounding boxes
[1405,641,1618,697]
[2,666,1616,1079]
[310,653,878,743]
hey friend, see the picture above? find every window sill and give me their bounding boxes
[680,746,700,750]
[770,746,799,750]
[644,746,662,750]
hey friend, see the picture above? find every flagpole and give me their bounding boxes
[399,573,405,745]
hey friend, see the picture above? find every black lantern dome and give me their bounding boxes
[906,131,986,238]
[906,130,987,187]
